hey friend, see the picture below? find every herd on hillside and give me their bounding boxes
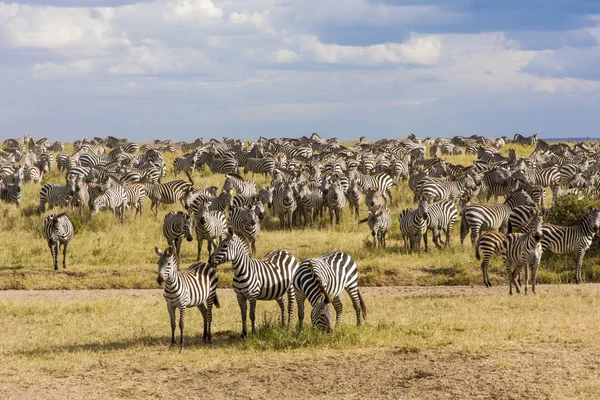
[2,133,600,345]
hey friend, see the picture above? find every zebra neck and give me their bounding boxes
[231,248,251,272]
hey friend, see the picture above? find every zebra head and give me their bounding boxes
[252,197,265,221]
[66,176,76,197]
[155,246,178,286]
[208,232,235,267]
[183,213,194,242]
[308,261,333,332]
[532,212,544,241]
[197,200,212,225]
[586,208,600,234]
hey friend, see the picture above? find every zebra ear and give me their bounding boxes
[166,246,174,257]
[228,226,234,236]
[155,246,163,256]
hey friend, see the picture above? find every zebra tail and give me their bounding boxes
[357,289,367,320]
[358,217,369,224]
[213,295,221,309]
[460,217,468,239]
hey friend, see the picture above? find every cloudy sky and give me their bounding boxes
[1,0,599,142]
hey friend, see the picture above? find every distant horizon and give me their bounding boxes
[1,1,599,142]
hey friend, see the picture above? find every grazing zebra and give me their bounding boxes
[325,180,346,226]
[0,171,23,207]
[475,231,506,287]
[39,176,76,213]
[144,180,193,216]
[461,190,535,246]
[294,252,366,331]
[43,213,74,270]
[423,200,458,249]
[208,232,299,337]
[155,246,220,348]
[194,201,227,262]
[90,184,128,223]
[223,173,257,198]
[360,205,391,248]
[273,181,297,230]
[347,169,395,203]
[399,201,429,254]
[541,209,600,284]
[163,212,194,257]
[197,152,238,174]
[229,206,260,254]
[500,212,544,295]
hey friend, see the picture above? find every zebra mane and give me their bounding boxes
[308,261,331,304]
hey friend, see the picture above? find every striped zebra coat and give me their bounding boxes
[347,169,395,203]
[38,177,76,213]
[144,180,193,216]
[0,171,22,207]
[155,246,219,347]
[399,201,429,254]
[223,173,257,198]
[208,233,299,337]
[229,206,260,254]
[423,200,458,249]
[500,213,544,295]
[325,180,346,226]
[43,213,74,270]
[475,231,506,287]
[360,205,391,248]
[197,152,238,175]
[163,211,194,257]
[91,184,128,223]
[273,181,297,230]
[293,252,366,331]
[194,201,227,262]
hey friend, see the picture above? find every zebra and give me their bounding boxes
[461,190,535,246]
[507,205,538,234]
[475,231,506,287]
[360,205,391,248]
[232,195,266,221]
[347,169,395,203]
[325,179,346,226]
[43,213,74,270]
[196,151,238,175]
[399,201,429,254]
[365,188,385,210]
[144,180,193,216]
[39,176,76,213]
[295,183,324,226]
[541,209,600,284]
[208,232,299,338]
[418,173,479,203]
[154,246,220,348]
[294,252,366,331]
[195,200,227,261]
[241,157,276,177]
[122,182,146,217]
[72,175,89,215]
[25,157,50,183]
[222,173,257,198]
[229,206,260,254]
[163,212,194,257]
[0,170,23,207]
[273,181,297,230]
[346,179,363,219]
[90,183,128,223]
[423,200,458,249]
[513,133,538,146]
[173,150,200,182]
[500,212,544,295]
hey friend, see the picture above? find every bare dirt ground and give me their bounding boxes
[3,285,600,400]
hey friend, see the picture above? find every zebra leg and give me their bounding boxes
[460,218,469,245]
[296,293,306,330]
[372,230,377,248]
[206,296,215,343]
[574,251,585,284]
[279,213,285,230]
[531,260,540,295]
[470,226,479,247]
[50,241,58,271]
[237,294,248,338]
[336,208,341,225]
[524,263,529,295]
[196,235,203,262]
[481,257,490,288]
[167,304,177,347]
[249,298,257,335]
[251,238,256,255]
[276,297,286,327]
[62,242,68,269]
[382,231,387,249]
[332,296,343,326]
[178,306,186,350]
[346,287,363,326]
[286,286,295,328]
[288,210,293,231]
[198,303,208,342]
[505,261,514,295]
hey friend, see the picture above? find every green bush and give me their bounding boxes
[546,194,600,225]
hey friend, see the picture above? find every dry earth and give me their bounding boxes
[2,285,600,400]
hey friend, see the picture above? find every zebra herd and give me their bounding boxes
[4,132,600,340]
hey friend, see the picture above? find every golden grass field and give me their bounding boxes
[2,139,600,399]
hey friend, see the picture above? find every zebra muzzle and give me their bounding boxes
[157,275,164,285]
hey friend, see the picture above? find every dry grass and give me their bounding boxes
[1,141,599,290]
[1,285,600,399]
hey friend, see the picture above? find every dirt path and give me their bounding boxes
[2,283,600,301]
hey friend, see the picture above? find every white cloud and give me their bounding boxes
[163,0,223,22]
[271,49,300,63]
[228,9,269,28]
[534,77,600,94]
[32,60,94,78]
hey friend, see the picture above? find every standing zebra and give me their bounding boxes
[293,252,366,331]
[208,232,299,337]
[500,212,544,295]
[347,169,395,203]
[194,201,227,262]
[273,181,297,231]
[325,179,346,226]
[229,206,260,254]
[173,150,200,182]
[163,212,194,257]
[418,173,479,203]
[38,176,76,213]
[347,180,363,219]
[399,201,429,254]
[461,190,535,246]
[241,157,276,177]
[197,152,238,175]
[423,200,458,249]
[0,171,23,207]
[475,231,506,287]
[223,173,257,198]
[144,180,193,216]
[541,209,600,284]
[360,205,391,248]
[155,246,219,347]
[43,213,74,270]
[90,184,128,223]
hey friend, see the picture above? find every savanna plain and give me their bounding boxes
[1,142,600,399]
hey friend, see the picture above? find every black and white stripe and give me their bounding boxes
[423,200,458,249]
[39,177,76,213]
[163,211,194,257]
[273,181,297,230]
[475,231,505,287]
[43,213,74,270]
[229,206,260,254]
[360,205,391,248]
[399,201,429,254]
[194,201,227,261]
[144,180,194,216]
